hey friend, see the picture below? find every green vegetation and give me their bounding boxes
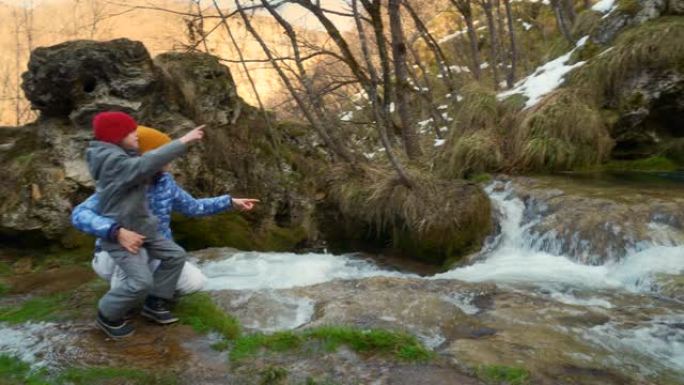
[327,165,492,264]
[230,326,432,363]
[571,10,603,37]
[0,293,68,324]
[513,89,613,171]
[172,212,308,252]
[259,366,288,385]
[477,364,530,385]
[442,130,503,178]
[0,260,11,276]
[616,0,641,16]
[600,156,678,172]
[231,331,303,362]
[0,282,8,297]
[57,367,178,385]
[568,17,684,102]
[175,292,241,340]
[0,355,178,385]
[0,355,49,385]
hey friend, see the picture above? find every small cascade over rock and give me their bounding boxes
[436,175,684,295]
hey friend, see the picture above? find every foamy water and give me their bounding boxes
[434,183,684,293]
[202,251,413,291]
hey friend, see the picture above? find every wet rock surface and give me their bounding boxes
[1,39,319,250]
[503,175,684,263]
[209,276,684,385]
[2,257,683,385]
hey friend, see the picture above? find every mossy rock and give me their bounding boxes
[662,139,684,165]
[323,166,493,265]
[572,10,603,37]
[171,212,309,252]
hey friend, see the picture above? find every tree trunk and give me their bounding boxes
[233,0,354,163]
[450,0,482,80]
[388,0,422,160]
[402,1,456,91]
[551,0,574,43]
[503,0,518,88]
[479,0,501,89]
[352,0,414,187]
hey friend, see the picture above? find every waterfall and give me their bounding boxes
[434,181,684,294]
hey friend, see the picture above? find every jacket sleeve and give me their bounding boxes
[171,180,232,217]
[71,194,119,241]
[109,140,187,188]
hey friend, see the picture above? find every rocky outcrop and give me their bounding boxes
[579,1,684,162]
[503,175,684,263]
[1,38,318,250]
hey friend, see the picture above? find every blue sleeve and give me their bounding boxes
[171,181,232,217]
[71,194,119,241]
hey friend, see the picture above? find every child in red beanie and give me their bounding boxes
[86,111,204,338]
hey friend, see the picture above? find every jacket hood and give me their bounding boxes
[86,141,125,181]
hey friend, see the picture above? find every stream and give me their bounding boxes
[1,174,683,384]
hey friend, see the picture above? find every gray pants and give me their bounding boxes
[98,234,186,320]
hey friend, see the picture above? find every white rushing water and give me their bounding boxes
[202,251,414,291]
[201,181,683,295]
[197,180,684,372]
[434,182,684,293]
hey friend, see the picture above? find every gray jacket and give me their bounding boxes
[86,140,187,238]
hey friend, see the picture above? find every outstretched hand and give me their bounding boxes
[232,198,260,211]
[179,124,206,144]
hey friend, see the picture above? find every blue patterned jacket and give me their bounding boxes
[71,172,232,242]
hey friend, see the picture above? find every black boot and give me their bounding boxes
[96,311,135,339]
[141,296,179,325]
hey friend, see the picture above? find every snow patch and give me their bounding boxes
[592,0,616,13]
[498,36,589,108]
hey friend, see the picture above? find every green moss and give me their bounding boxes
[477,365,530,385]
[172,212,254,251]
[513,89,614,171]
[468,173,493,184]
[175,292,241,340]
[0,261,11,277]
[210,339,231,352]
[0,282,8,297]
[570,39,602,63]
[258,224,308,252]
[230,326,432,363]
[58,228,96,256]
[662,139,684,165]
[441,130,503,178]
[567,17,684,102]
[56,367,178,385]
[259,366,288,385]
[0,293,68,324]
[0,354,179,385]
[172,212,308,252]
[617,0,641,15]
[601,156,678,172]
[327,166,492,265]
[0,355,50,385]
[571,10,603,37]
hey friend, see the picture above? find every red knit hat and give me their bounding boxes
[92,111,138,144]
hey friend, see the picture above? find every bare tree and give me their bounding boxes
[503,0,517,87]
[352,0,413,187]
[402,1,456,91]
[448,0,482,80]
[477,0,501,89]
[233,0,355,163]
[550,0,573,42]
[388,0,422,159]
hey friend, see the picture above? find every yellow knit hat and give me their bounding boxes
[137,125,171,154]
